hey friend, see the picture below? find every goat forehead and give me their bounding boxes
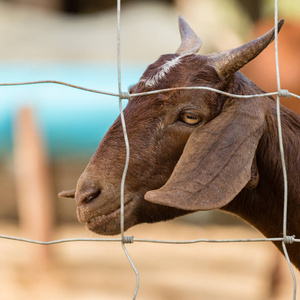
[141,54,192,88]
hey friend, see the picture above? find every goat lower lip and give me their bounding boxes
[87,198,133,227]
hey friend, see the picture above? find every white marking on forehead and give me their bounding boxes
[143,55,188,87]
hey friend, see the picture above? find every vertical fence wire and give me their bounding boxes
[117,0,140,298]
[274,0,289,241]
[274,1,297,299]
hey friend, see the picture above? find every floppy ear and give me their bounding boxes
[58,189,76,199]
[145,98,266,211]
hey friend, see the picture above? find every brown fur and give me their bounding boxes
[59,19,300,270]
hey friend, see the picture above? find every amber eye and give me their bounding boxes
[180,112,202,125]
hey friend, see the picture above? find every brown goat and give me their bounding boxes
[60,17,300,270]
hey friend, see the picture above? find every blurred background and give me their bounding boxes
[0,0,299,299]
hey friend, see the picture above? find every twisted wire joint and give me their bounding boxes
[278,89,290,98]
[284,235,295,244]
[122,235,134,244]
[120,92,131,100]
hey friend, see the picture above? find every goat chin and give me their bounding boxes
[83,198,137,236]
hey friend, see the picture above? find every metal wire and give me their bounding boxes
[275,0,288,241]
[274,1,297,299]
[0,0,299,299]
[116,0,140,298]
[0,80,299,100]
[0,234,298,246]
[0,80,123,97]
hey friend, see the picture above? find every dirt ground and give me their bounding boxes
[0,220,299,300]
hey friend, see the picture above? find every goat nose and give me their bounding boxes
[76,189,101,207]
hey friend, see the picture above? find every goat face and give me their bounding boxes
[59,17,284,235]
[75,55,227,235]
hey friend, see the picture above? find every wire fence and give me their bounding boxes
[1,0,300,299]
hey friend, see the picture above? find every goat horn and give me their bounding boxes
[209,19,284,80]
[176,16,202,55]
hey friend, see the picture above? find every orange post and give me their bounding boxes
[14,107,54,268]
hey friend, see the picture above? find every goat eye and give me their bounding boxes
[180,112,202,125]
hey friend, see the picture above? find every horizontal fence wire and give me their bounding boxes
[0,0,299,299]
[0,234,299,246]
[0,80,121,98]
[1,80,300,100]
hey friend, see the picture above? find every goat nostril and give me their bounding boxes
[83,190,101,204]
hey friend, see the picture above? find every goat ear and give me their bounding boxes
[58,189,75,199]
[145,99,265,211]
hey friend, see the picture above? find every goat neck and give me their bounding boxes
[222,73,300,269]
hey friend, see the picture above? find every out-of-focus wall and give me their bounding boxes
[12,0,61,11]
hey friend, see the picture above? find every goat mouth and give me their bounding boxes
[86,198,134,234]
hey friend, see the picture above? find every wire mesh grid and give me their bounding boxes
[1,0,300,299]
